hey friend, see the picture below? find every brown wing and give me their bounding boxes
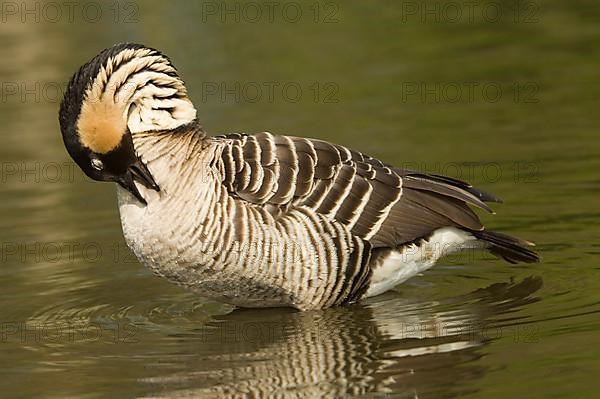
[216,132,498,248]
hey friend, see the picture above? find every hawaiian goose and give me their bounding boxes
[59,43,539,310]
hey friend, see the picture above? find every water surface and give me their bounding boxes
[1,1,599,397]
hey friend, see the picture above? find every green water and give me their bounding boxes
[1,1,599,397]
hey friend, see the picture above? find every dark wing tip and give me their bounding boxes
[402,174,496,214]
[427,173,503,204]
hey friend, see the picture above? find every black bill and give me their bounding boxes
[116,157,160,205]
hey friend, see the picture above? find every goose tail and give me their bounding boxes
[471,230,541,264]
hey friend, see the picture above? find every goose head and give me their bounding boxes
[58,43,197,204]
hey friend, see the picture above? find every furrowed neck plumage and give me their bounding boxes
[72,44,197,152]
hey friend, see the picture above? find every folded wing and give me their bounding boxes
[217,132,498,248]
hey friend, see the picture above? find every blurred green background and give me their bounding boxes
[1,0,599,397]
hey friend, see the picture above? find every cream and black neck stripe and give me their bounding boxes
[61,43,196,153]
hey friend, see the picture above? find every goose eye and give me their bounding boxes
[91,158,104,171]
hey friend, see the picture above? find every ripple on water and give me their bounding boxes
[25,293,231,350]
[132,277,544,398]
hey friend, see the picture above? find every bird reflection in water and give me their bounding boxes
[141,277,542,398]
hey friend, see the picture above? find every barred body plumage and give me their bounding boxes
[59,43,540,310]
[119,129,375,309]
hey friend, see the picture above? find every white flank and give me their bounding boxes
[365,227,477,298]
